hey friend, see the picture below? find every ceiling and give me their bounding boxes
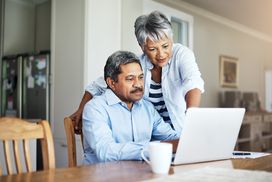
[180,0,272,36]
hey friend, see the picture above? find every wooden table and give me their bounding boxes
[1,154,272,181]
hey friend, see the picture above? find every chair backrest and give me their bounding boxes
[64,117,83,167]
[0,117,55,176]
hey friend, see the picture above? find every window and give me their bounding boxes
[171,17,189,46]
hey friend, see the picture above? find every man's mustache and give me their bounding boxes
[130,87,143,93]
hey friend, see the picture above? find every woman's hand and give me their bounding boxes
[70,91,93,134]
[70,108,83,134]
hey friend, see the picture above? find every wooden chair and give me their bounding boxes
[64,117,83,167]
[0,117,55,176]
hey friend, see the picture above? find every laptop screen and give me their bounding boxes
[172,108,245,165]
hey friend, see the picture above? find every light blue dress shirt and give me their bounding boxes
[82,89,179,164]
[85,43,204,134]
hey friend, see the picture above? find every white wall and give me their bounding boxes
[0,0,3,55]
[51,0,85,167]
[84,0,122,86]
[51,0,85,137]
[3,0,51,54]
[121,0,143,54]
[35,0,51,52]
[195,18,272,108]
[4,0,35,54]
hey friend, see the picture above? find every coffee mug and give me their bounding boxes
[141,142,173,174]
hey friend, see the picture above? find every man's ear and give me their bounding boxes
[106,77,116,90]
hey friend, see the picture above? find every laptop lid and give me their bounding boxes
[172,107,245,165]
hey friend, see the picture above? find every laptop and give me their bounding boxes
[172,107,245,165]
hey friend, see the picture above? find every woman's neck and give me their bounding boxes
[151,66,162,83]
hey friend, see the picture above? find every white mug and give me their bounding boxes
[141,142,172,174]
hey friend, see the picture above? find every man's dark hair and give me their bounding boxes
[104,50,141,82]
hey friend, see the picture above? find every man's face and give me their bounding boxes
[108,62,144,108]
[143,36,173,68]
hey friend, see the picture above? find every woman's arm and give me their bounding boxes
[70,91,93,133]
[70,77,107,134]
[185,88,202,108]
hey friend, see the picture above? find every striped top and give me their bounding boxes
[148,80,171,126]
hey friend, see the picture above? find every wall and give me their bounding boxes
[35,0,51,52]
[51,0,85,167]
[121,0,143,55]
[2,0,50,55]
[0,0,3,122]
[195,17,272,108]
[0,1,2,112]
[84,0,122,86]
[155,0,272,108]
[0,0,3,59]
[4,0,35,55]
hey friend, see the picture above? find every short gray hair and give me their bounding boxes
[134,11,173,47]
[104,50,141,82]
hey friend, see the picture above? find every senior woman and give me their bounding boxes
[71,11,204,134]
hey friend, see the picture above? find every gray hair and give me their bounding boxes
[104,50,141,82]
[134,11,173,47]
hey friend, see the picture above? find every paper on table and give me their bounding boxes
[143,167,272,182]
[232,151,271,159]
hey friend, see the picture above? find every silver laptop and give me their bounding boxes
[172,107,245,165]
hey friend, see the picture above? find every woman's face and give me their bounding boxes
[143,36,173,68]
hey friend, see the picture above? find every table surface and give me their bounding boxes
[1,154,272,181]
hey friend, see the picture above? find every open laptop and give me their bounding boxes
[172,107,245,165]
